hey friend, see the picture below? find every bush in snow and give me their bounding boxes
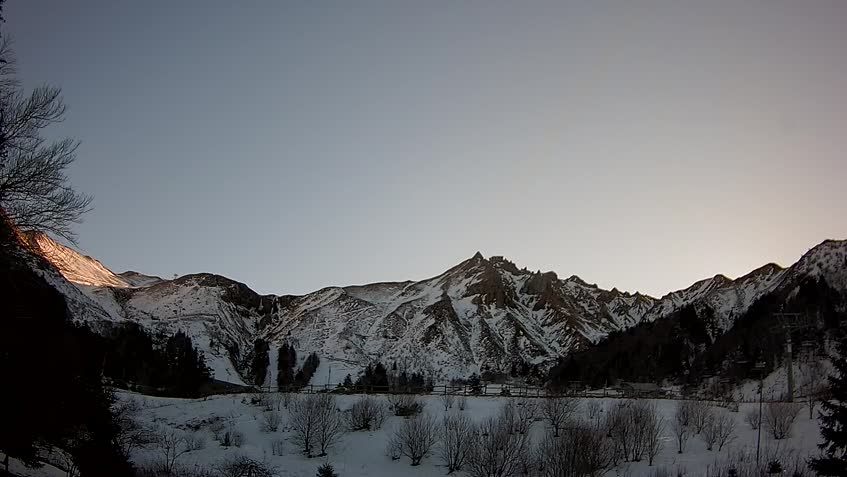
[537,425,613,477]
[271,438,285,456]
[391,413,439,466]
[437,413,474,473]
[701,412,736,451]
[541,397,579,437]
[214,455,277,477]
[764,401,802,440]
[291,394,345,457]
[671,402,692,455]
[260,410,283,432]
[744,408,761,430]
[465,411,532,477]
[346,396,388,431]
[387,394,424,417]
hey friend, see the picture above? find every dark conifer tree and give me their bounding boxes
[811,333,847,476]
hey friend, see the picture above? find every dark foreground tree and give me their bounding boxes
[810,334,847,476]
[0,215,133,476]
[0,38,91,243]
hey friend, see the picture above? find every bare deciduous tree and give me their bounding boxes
[438,413,474,473]
[112,398,154,460]
[537,426,613,477]
[585,400,602,427]
[0,38,92,243]
[701,411,738,452]
[440,391,455,412]
[642,404,665,466]
[799,359,828,420]
[315,395,345,457]
[260,410,282,432]
[513,398,538,435]
[347,395,388,431]
[152,427,192,476]
[290,395,321,457]
[458,395,468,411]
[466,412,532,477]
[392,414,439,466]
[672,403,691,454]
[712,413,737,451]
[744,408,761,430]
[688,400,714,434]
[542,397,579,437]
[764,401,802,440]
[388,393,425,417]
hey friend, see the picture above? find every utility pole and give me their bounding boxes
[755,360,765,467]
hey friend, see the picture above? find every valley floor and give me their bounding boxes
[121,392,821,477]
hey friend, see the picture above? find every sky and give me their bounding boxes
[4,1,847,298]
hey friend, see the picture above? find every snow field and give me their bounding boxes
[125,392,822,477]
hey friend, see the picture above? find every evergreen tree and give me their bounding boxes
[316,463,339,477]
[811,334,847,476]
[250,338,270,387]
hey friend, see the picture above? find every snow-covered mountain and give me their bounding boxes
[22,231,847,385]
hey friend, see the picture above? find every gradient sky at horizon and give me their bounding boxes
[5,1,847,298]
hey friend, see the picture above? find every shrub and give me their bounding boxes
[214,455,277,477]
[316,463,339,477]
[392,414,439,466]
[438,413,474,473]
[537,426,613,477]
[744,408,760,430]
[387,394,424,417]
[764,402,801,440]
[346,396,388,431]
[260,410,283,432]
[465,411,531,477]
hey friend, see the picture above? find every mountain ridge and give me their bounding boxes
[21,231,847,386]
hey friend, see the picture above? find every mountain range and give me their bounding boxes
[20,231,847,387]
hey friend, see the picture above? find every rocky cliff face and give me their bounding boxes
[22,231,847,386]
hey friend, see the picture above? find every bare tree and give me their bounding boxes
[315,394,345,457]
[260,410,282,432]
[513,398,538,435]
[388,393,425,417]
[712,413,737,451]
[290,395,321,457]
[688,400,714,434]
[458,395,468,411]
[744,408,760,430]
[346,395,388,431]
[440,391,456,412]
[764,401,802,440]
[799,359,828,419]
[642,404,665,466]
[537,426,613,477]
[585,400,602,426]
[112,398,154,459]
[438,413,474,473]
[386,433,403,461]
[0,38,92,243]
[152,427,191,476]
[671,403,691,454]
[465,412,532,477]
[542,397,579,437]
[392,414,439,466]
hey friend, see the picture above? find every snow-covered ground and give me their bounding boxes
[122,392,822,477]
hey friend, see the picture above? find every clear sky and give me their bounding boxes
[5,1,846,298]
